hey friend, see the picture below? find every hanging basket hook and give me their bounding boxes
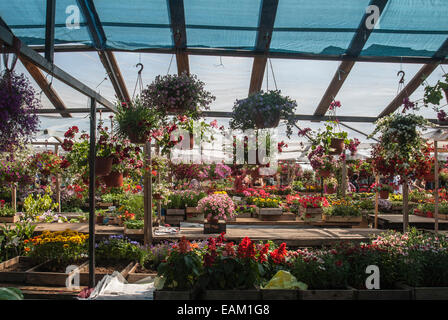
[136,63,144,74]
[397,70,405,84]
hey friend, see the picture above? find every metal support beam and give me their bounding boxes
[30,45,448,65]
[0,24,115,111]
[248,0,279,94]
[339,122,379,142]
[45,0,56,63]
[167,0,190,75]
[88,98,96,289]
[77,0,131,102]
[313,0,389,116]
[20,57,72,118]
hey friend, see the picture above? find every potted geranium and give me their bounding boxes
[230,90,297,138]
[114,98,162,144]
[142,72,215,118]
[28,151,70,176]
[197,193,235,233]
[0,71,40,153]
[298,195,329,221]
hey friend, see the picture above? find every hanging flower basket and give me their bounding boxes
[95,157,113,177]
[254,109,281,129]
[102,171,123,188]
[329,138,345,155]
[379,190,389,200]
[128,131,148,144]
[318,169,331,178]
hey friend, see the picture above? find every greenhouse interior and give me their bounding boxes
[1,0,448,304]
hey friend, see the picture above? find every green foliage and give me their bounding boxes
[124,219,144,229]
[23,188,59,219]
[95,235,145,265]
[114,97,161,141]
[119,194,144,219]
[0,288,24,300]
[0,203,15,217]
[0,222,36,262]
[323,205,362,217]
[157,248,203,290]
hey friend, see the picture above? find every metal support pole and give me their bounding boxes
[11,184,16,212]
[45,0,56,63]
[341,152,347,197]
[144,141,153,245]
[374,174,379,229]
[88,98,97,288]
[403,176,409,233]
[156,145,162,225]
[54,144,61,212]
[435,140,439,233]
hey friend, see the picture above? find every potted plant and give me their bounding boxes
[0,200,17,223]
[370,183,394,199]
[0,71,40,153]
[423,73,448,124]
[197,193,235,234]
[230,90,297,138]
[142,72,215,118]
[28,151,70,177]
[155,237,202,300]
[297,195,329,221]
[253,196,282,221]
[322,199,362,223]
[114,98,162,144]
[324,177,338,194]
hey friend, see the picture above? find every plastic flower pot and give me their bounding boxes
[379,190,389,199]
[329,138,344,155]
[95,157,113,177]
[102,171,123,188]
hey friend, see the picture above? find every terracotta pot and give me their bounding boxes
[128,131,147,144]
[96,215,104,224]
[254,110,281,129]
[329,138,345,155]
[95,157,113,177]
[103,171,123,188]
[379,190,389,199]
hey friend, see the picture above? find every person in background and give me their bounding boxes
[350,174,360,193]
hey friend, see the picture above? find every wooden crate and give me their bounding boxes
[126,263,157,283]
[258,208,283,221]
[300,207,323,222]
[166,209,185,216]
[261,289,298,300]
[154,289,195,300]
[79,261,135,286]
[350,285,411,300]
[322,215,362,223]
[202,289,261,300]
[0,215,19,223]
[399,284,448,300]
[0,256,38,283]
[26,260,88,287]
[299,288,354,300]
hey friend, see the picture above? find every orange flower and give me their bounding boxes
[24,247,30,252]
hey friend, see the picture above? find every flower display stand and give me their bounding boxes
[0,256,37,283]
[79,261,135,286]
[322,215,362,223]
[0,214,19,223]
[256,208,283,221]
[300,207,323,222]
[203,219,226,234]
